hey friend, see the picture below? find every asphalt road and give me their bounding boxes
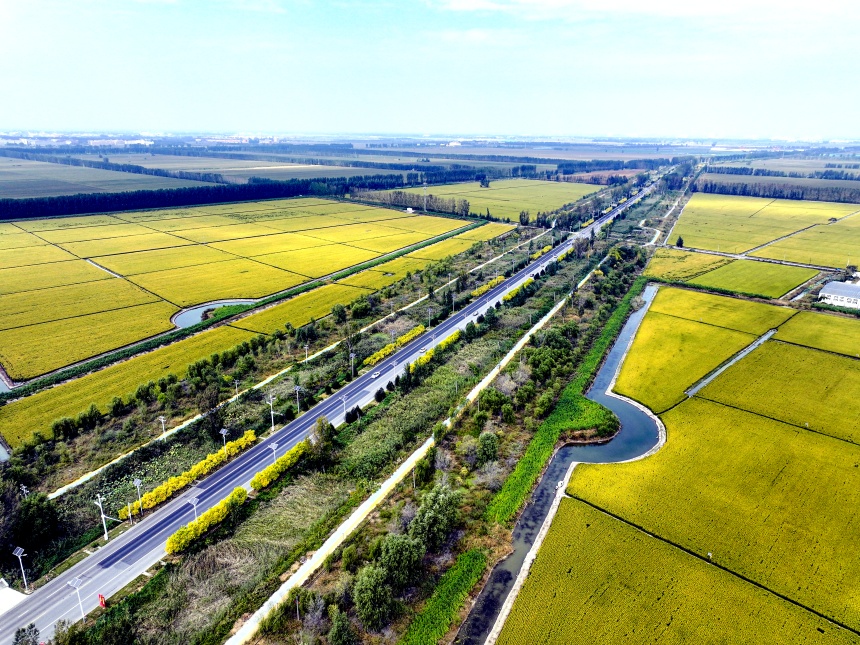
[0,185,652,643]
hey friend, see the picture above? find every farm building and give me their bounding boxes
[818,281,860,309]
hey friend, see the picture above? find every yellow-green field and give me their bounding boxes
[336,269,399,291]
[648,286,795,335]
[614,311,755,413]
[776,311,860,358]
[93,245,236,276]
[455,222,516,241]
[644,248,732,281]
[398,179,599,221]
[0,244,75,269]
[499,498,856,645]
[254,244,379,278]
[672,193,857,253]
[407,237,476,261]
[699,341,860,444]
[751,212,860,268]
[568,397,860,632]
[0,301,179,381]
[687,260,817,298]
[0,326,254,448]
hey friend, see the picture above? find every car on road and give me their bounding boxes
[371,372,381,379]
[420,347,427,352]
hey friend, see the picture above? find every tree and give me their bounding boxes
[328,608,358,645]
[351,296,371,319]
[12,624,39,645]
[332,303,347,324]
[14,493,59,552]
[477,431,499,466]
[309,416,334,459]
[409,484,460,552]
[378,533,425,591]
[352,565,393,631]
[676,235,684,248]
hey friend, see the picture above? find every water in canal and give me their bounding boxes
[455,285,661,644]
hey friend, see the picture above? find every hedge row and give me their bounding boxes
[399,549,487,645]
[530,244,552,260]
[502,277,534,303]
[470,275,504,298]
[165,486,248,554]
[118,430,256,518]
[364,324,426,367]
[485,276,646,525]
[249,439,310,491]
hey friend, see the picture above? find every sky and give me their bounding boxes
[0,0,858,140]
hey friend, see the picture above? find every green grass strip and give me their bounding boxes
[484,276,647,525]
[399,549,487,645]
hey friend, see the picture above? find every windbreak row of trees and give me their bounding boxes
[355,190,471,217]
[694,179,860,203]
[708,165,860,181]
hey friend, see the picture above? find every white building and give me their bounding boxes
[818,282,860,309]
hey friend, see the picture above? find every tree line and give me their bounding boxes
[355,190,471,217]
[694,179,860,204]
[708,165,860,181]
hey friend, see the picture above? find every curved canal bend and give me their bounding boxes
[455,285,662,645]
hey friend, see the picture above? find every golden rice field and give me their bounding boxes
[699,340,860,444]
[567,397,860,632]
[751,211,860,268]
[231,284,367,335]
[672,193,857,253]
[687,259,818,298]
[455,222,516,241]
[0,301,179,381]
[644,247,732,281]
[0,198,475,380]
[776,311,860,358]
[398,178,599,221]
[499,498,856,645]
[407,237,476,261]
[0,259,110,295]
[0,326,254,447]
[335,269,400,291]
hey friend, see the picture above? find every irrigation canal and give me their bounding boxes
[455,284,662,645]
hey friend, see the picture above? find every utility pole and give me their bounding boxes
[12,547,27,591]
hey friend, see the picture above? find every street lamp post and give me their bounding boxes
[349,352,356,377]
[68,577,85,622]
[269,442,279,464]
[233,380,240,398]
[427,307,434,330]
[219,428,229,458]
[13,547,27,591]
[94,494,110,542]
[305,344,309,361]
[157,415,166,434]
[133,478,143,518]
[265,391,276,433]
[294,385,302,412]
[341,395,347,417]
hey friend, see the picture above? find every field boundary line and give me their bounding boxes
[569,496,860,638]
[691,395,860,449]
[684,328,778,397]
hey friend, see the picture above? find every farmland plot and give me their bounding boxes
[0,244,76,269]
[751,213,860,268]
[672,193,855,253]
[0,232,49,250]
[59,231,194,258]
[687,260,817,298]
[0,259,110,295]
[500,498,856,645]
[568,397,860,632]
[776,311,860,358]
[644,248,732,281]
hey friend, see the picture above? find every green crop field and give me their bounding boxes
[0,259,110,295]
[687,260,817,298]
[614,310,755,413]
[649,286,795,334]
[0,301,179,381]
[568,397,860,632]
[499,498,856,645]
[0,325,254,448]
[672,193,857,253]
[699,341,860,444]
[0,156,209,199]
[397,178,599,221]
[644,248,732,281]
[776,311,860,358]
[751,213,860,268]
